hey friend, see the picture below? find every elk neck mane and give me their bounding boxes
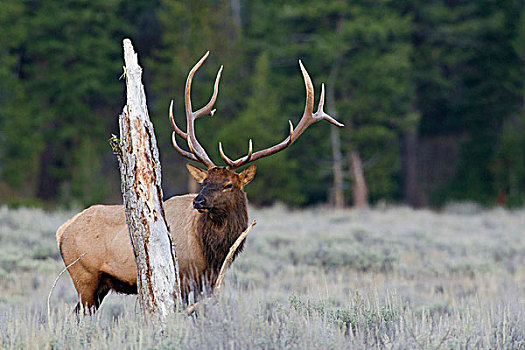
[196,190,248,270]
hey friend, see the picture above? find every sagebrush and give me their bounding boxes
[0,204,524,349]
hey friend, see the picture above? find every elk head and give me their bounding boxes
[169,51,344,214]
[186,164,256,216]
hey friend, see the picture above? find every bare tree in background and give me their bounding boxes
[327,60,345,208]
[350,150,369,209]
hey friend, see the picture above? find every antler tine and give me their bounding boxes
[169,102,200,163]
[218,139,253,168]
[299,60,314,126]
[194,65,223,119]
[217,60,344,169]
[169,100,187,140]
[218,142,234,167]
[288,120,294,144]
[316,83,344,127]
[182,51,219,169]
[184,51,209,118]
[169,52,222,168]
[172,132,198,161]
[289,60,344,141]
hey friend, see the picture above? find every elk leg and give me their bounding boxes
[73,294,97,315]
[71,274,101,314]
[93,275,113,310]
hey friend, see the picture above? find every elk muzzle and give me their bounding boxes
[193,194,209,213]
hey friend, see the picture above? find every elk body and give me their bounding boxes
[57,52,343,312]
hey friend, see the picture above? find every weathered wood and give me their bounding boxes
[326,60,344,208]
[118,38,181,318]
[350,150,369,209]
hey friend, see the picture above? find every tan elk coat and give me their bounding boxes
[57,195,208,308]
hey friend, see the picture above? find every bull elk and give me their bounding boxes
[56,52,343,313]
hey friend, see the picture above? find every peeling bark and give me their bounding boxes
[118,39,181,319]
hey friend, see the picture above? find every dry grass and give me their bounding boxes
[0,203,524,349]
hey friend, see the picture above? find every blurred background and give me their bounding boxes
[0,0,524,209]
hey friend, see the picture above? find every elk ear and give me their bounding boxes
[239,164,256,186]
[186,164,207,184]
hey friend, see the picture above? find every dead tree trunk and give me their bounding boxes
[118,38,181,319]
[327,60,344,208]
[350,150,369,209]
[330,127,345,208]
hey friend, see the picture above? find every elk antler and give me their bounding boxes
[170,51,222,169]
[218,60,344,169]
[171,55,344,169]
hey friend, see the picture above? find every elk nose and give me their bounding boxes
[193,195,207,209]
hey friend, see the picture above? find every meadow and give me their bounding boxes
[0,203,524,349]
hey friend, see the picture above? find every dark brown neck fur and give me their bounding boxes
[197,191,248,272]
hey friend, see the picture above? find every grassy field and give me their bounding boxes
[0,203,524,349]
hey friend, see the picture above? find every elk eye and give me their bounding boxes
[224,183,233,190]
